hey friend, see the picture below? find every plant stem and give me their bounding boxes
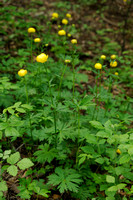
[31,35,33,63]
[58,64,67,99]
[49,83,57,135]
[72,46,76,99]
[76,107,80,166]
[24,77,32,138]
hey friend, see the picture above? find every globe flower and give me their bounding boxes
[115,72,119,76]
[62,19,68,25]
[52,12,59,18]
[71,39,77,44]
[101,55,106,60]
[58,25,61,28]
[116,149,121,154]
[66,13,71,18]
[58,30,66,36]
[36,53,48,63]
[18,69,27,77]
[67,33,71,37]
[45,44,48,47]
[111,55,116,59]
[34,38,41,43]
[65,59,71,63]
[28,27,36,33]
[94,63,102,70]
[110,61,117,67]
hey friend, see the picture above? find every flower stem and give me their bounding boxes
[24,77,32,139]
[58,64,67,99]
[31,35,33,63]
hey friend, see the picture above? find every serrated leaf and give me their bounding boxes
[106,175,115,183]
[107,186,118,192]
[48,167,82,193]
[7,152,20,165]
[7,165,18,176]
[34,144,57,164]
[90,121,104,129]
[4,150,11,155]
[117,183,126,190]
[21,104,33,110]
[95,157,104,164]
[5,127,19,137]
[16,108,26,113]
[0,181,8,192]
[96,131,110,138]
[128,146,133,156]
[0,123,8,130]
[17,158,34,170]
[119,154,130,164]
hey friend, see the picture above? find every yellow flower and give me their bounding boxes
[94,63,102,70]
[115,72,119,76]
[123,0,127,2]
[18,69,27,77]
[72,24,75,27]
[116,149,121,154]
[111,55,116,59]
[101,55,106,60]
[34,38,41,43]
[52,12,59,18]
[58,25,61,28]
[110,61,117,67]
[65,59,71,63]
[62,19,68,25]
[58,30,66,36]
[71,39,77,44]
[28,27,36,33]
[45,44,48,47]
[67,33,71,37]
[36,53,48,63]
[66,13,71,18]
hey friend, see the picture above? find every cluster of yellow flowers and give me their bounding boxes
[95,54,118,70]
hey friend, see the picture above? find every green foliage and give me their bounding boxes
[48,167,82,193]
[34,144,57,164]
[0,0,132,199]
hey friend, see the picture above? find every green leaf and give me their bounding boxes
[17,158,34,170]
[119,154,130,164]
[16,108,26,113]
[85,134,97,144]
[34,144,57,164]
[5,127,19,137]
[21,104,33,110]
[18,189,31,199]
[107,186,118,192]
[0,123,8,130]
[7,152,20,165]
[96,131,111,138]
[4,150,11,155]
[128,146,133,156]
[7,165,18,176]
[0,131,2,139]
[48,167,82,193]
[0,181,8,192]
[106,175,115,183]
[117,183,126,190]
[95,157,104,164]
[90,121,104,129]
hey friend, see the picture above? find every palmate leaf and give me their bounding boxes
[34,144,57,164]
[48,167,82,193]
